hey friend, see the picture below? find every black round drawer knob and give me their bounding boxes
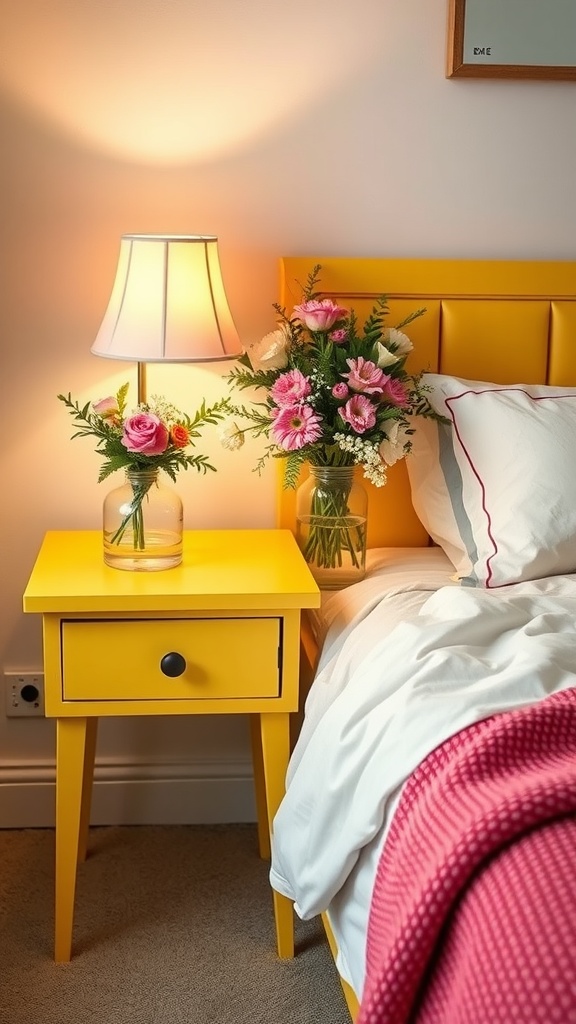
[160,652,187,677]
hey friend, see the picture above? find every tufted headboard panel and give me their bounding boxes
[276,257,576,547]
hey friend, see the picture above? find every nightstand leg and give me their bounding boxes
[271,889,295,960]
[249,714,271,859]
[78,717,98,863]
[55,717,91,962]
[258,711,294,959]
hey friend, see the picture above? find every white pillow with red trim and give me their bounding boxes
[406,374,576,588]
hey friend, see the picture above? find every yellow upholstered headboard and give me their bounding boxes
[276,256,576,547]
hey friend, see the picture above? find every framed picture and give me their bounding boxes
[447,0,576,80]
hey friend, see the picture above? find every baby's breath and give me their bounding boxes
[334,433,388,487]
[145,395,182,425]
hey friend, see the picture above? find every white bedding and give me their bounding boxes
[306,545,457,648]
[269,552,576,998]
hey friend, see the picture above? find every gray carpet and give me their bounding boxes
[0,824,350,1024]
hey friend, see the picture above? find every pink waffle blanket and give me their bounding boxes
[358,687,576,1024]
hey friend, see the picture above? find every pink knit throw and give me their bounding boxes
[358,688,576,1024]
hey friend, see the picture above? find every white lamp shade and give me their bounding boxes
[91,234,243,362]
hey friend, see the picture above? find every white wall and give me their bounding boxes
[1,0,575,825]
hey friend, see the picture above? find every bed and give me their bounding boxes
[269,257,576,1023]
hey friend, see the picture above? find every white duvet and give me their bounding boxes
[270,570,576,926]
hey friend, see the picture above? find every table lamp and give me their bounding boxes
[91,234,243,402]
[86,233,243,570]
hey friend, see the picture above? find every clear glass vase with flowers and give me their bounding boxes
[58,384,231,570]
[221,265,442,587]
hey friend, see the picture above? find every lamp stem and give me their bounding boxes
[137,362,147,405]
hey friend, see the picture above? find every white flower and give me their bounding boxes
[247,326,290,371]
[375,342,400,368]
[378,421,410,467]
[383,328,413,358]
[219,420,245,451]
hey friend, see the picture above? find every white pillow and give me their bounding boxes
[407,374,576,587]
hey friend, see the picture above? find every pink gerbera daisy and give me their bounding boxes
[338,394,377,433]
[270,369,311,407]
[271,404,323,450]
[381,377,410,407]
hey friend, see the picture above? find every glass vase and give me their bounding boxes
[103,468,183,571]
[295,465,368,589]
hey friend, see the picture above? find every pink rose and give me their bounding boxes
[292,299,348,332]
[381,377,410,407]
[338,394,377,433]
[332,382,349,400]
[93,396,120,424]
[329,329,347,344]
[121,413,169,455]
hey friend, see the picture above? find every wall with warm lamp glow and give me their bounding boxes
[1,0,575,825]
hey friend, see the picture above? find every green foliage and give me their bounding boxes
[57,387,232,483]
[362,296,391,348]
[302,264,323,302]
[282,450,309,489]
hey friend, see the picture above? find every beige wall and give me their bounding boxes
[1,0,575,818]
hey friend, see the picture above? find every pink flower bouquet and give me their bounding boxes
[222,266,441,576]
[58,384,230,548]
[223,266,437,486]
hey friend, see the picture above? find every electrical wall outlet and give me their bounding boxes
[4,672,45,717]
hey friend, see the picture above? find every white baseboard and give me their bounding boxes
[0,758,257,828]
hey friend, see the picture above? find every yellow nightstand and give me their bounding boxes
[23,528,320,963]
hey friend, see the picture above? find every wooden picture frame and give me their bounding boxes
[446,0,576,80]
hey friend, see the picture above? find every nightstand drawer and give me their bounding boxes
[61,618,281,701]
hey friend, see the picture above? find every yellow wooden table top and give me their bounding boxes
[23,529,321,614]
